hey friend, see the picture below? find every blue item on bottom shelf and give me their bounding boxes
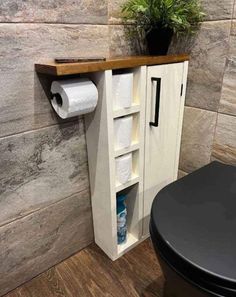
[117,194,127,245]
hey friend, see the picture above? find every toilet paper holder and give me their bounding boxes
[51,93,63,107]
[49,78,98,119]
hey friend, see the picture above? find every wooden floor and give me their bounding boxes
[4,239,165,297]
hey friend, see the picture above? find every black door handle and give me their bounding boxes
[150,77,161,127]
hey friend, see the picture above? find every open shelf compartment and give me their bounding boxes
[112,67,143,115]
[115,150,140,192]
[116,183,141,256]
[114,112,140,157]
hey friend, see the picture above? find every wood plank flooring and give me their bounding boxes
[4,239,165,297]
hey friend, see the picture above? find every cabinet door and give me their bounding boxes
[143,62,188,236]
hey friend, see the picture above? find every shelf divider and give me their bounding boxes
[116,175,139,193]
[113,105,140,118]
[114,142,139,158]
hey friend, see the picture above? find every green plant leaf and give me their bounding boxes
[121,0,205,35]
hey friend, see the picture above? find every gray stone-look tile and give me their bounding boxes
[0,189,93,296]
[219,58,236,116]
[233,1,236,19]
[178,170,188,179]
[108,0,126,24]
[0,24,109,72]
[170,21,231,111]
[109,25,142,56]
[179,107,217,173]
[0,120,89,226]
[0,24,109,137]
[212,113,236,165]
[219,20,236,116]
[0,0,108,24]
[229,21,236,57]
[201,0,234,21]
[0,72,59,137]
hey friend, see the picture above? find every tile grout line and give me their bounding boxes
[0,22,109,26]
[107,18,236,25]
[0,187,90,230]
[0,108,234,143]
[185,104,236,118]
[0,117,82,141]
[184,104,217,114]
[178,169,188,175]
[231,0,236,35]
[0,19,234,26]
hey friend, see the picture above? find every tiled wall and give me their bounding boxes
[174,0,236,175]
[0,2,110,296]
[1,0,235,295]
[0,1,138,294]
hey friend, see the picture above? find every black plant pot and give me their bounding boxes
[146,27,173,56]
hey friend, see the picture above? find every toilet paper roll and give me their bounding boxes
[112,73,133,109]
[116,153,132,185]
[114,116,133,150]
[51,78,98,119]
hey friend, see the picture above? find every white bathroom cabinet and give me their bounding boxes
[36,56,189,261]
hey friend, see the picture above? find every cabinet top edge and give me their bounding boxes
[35,54,189,76]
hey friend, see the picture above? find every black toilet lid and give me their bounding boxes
[151,162,236,289]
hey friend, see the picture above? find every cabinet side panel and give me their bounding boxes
[173,61,189,178]
[135,66,146,240]
[85,71,117,259]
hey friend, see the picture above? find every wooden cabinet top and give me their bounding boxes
[35,55,189,76]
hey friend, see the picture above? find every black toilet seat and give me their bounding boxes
[150,162,236,296]
[150,223,236,296]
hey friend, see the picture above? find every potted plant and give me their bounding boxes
[122,0,205,55]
